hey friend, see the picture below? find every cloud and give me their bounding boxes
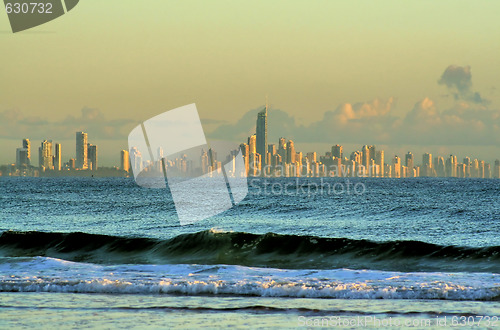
[0,107,136,141]
[438,65,488,105]
[208,106,302,143]
[207,65,500,148]
[207,96,500,148]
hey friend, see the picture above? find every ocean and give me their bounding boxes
[0,177,499,328]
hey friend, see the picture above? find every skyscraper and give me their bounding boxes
[286,140,295,164]
[87,144,98,170]
[54,143,62,171]
[16,148,29,168]
[392,155,401,178]
[22,138,31,165]
[422,153,433,177]
[130,147,143,174]
[405,152,414,177]
[38,140,53,170]
[121,150,130,172]
[248,135,257,155]
[76,132,88,169]
[375,150,384,177]
[331,145,343,160]
[256,103,268,166]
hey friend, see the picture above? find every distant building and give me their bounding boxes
[422,153,433,177]
[405,152,414,176]
[22,138,31,165]
[248,135,257,155]
[120,150,130,172]
[130,147,143,175]
[375,150,384,177]
[331,145,343,159]
[76,132,88,169]
[68,158,76,169]
[256,104,268,166]
[87,144,98,170]
[54,143,62,171]
[16,148,29,168]
[38,140,53,170]
[286,140,295,164]
[392,155,401,178]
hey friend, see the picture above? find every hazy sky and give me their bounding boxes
[1,1,499,166]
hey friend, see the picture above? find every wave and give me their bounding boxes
[1,230,499,272]
[1,259,499,300]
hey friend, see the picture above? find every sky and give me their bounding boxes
[1,0,499,166]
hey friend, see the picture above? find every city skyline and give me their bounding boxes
[4,108,499,178]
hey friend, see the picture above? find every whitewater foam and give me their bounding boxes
[0,257,498,300]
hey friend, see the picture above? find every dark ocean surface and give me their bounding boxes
[0,177,499,327]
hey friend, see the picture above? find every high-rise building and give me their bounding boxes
[286,140,295,164]
[405,152,414,177]
[130,147,143,175]
[422,153,433,177]
[248,135,257,155]
[200,149,209,174]
[87,144,98,170]
[331,145,343,160]
[306,152,317,164]
[494,160,500,179]
[22,139,31,165]
[392,155,401,178]
[278,138,287,164]
[76,132,88,169]
[256,104,268,166]
[361,145,370,171]
[16,148,29,168]
[375,150,384,177]
[368,146,376,162]
[436,157,446,177]
[54,143,62,171]
[268,144,276,156]
[38,140,53,170]
[68,158,75,169]
[121,150,130,172]
[445,155,457,177]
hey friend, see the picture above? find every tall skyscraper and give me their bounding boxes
[239,143,250,175]
[405,152,414,177]
[16,148,29,168]
[39,140,53,170]
[494,160,500,179]
[375,150,384,177]
[268,144,276,156]
[248,135,257,155]
[361,145,370,175]
[121,150,130,172]
[87,144,98,170]
[368,146,376,162]
[331,145,343,160]
[392,155,401,178]
[54,143,62,171]
[22,138,31,165]
[436,156,446,177]
[256,103,268,166]
[200,149,209,174]
[286,140,295,164]
[422,153,433,177]
[130,147,143,174]
[76,132,88,169]
[445,155,457,177]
